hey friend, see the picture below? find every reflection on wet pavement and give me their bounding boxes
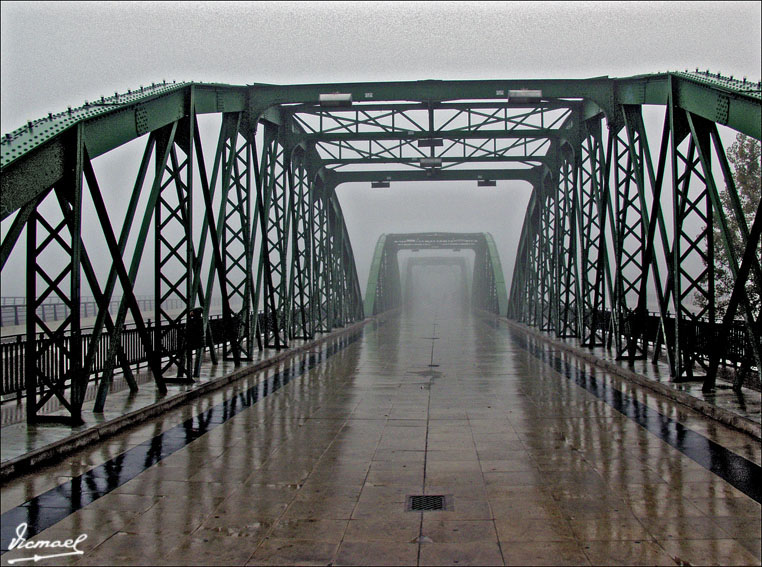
[1,298,760,566]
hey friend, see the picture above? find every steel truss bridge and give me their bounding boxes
[1,71,760,425]
[364,232,507,316]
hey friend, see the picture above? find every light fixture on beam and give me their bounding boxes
[507,89,543,103]
[371,181,390,188]
[478,179,496,187]
[319,93,353,107]
[417,138,444,148]
[419,157,442,168]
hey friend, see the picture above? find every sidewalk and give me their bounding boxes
[503,318,761,439]
[0,318,375,479]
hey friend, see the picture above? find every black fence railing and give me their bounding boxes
[1,311,256,400]
[0,296,223,328]
[583,309,757,368]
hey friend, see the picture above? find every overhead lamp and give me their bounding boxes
[417,138,444,148]
[319,93,353,107]
[507,89,543,103]
[478,179,496,187]
[371,181,390,188]
[419,157,442,168]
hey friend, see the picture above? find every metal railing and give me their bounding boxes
[583,308,757,369]
[0,296,223,328]
[1,310,259,400]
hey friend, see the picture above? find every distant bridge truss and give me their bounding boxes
[1,71,760,423]
[364,232,507,316]
[402,256,471,307]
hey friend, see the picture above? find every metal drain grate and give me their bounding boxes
[406,494,452,511]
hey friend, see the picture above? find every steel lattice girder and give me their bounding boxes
[507,77,760,388]
[364,232,508,316]
[1,71,760,423]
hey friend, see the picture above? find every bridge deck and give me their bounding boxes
[1,306,760,565]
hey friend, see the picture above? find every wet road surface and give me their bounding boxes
[1,303,760,565]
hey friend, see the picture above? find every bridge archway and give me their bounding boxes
[364,232,507,316]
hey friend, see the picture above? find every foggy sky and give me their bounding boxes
[1,1,760,300]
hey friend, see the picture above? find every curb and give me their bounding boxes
[1,316,381,481]
[501,318,761,441]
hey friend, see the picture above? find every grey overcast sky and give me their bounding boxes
[1,1,761,298]
[2,0,760,133]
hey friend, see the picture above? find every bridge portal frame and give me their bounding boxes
[364,232,508,317]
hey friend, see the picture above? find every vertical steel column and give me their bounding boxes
[687,114,762,388]
[555,143,581,338]
[227,121,255,357]
[153,111,196,382]
[288,150,313,339]
[700,121,762,392]
[665,86,714,380]
[256,122,289,348]
[515,194,542,327]
[327,200,344,327]
[195,112,251,365]
[609,114,648,361]
[622,106,669,369]
[311,184,332,332]
[537,171,556,332]
[577,119,610,346]
[24,125,85,424]
[526,199,542,327]
[472,243,487,311]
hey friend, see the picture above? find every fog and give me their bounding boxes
[404,261,471,319]
[1,2,760,310]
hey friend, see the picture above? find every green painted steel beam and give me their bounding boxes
[3,72,759,221]
[320,157,548,167]
[364,234,388,316]
[4,73,757,174]
[384,232,487,250]
[483,232,509,315]
[326,167,541,187]
[2,83,247,169]
[287,100,578,115]
[1,138,66,218]
[246,77,615,114]
[616,72,761,139]
[300,129,562,142]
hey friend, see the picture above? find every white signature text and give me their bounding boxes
[7,523,87,564]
